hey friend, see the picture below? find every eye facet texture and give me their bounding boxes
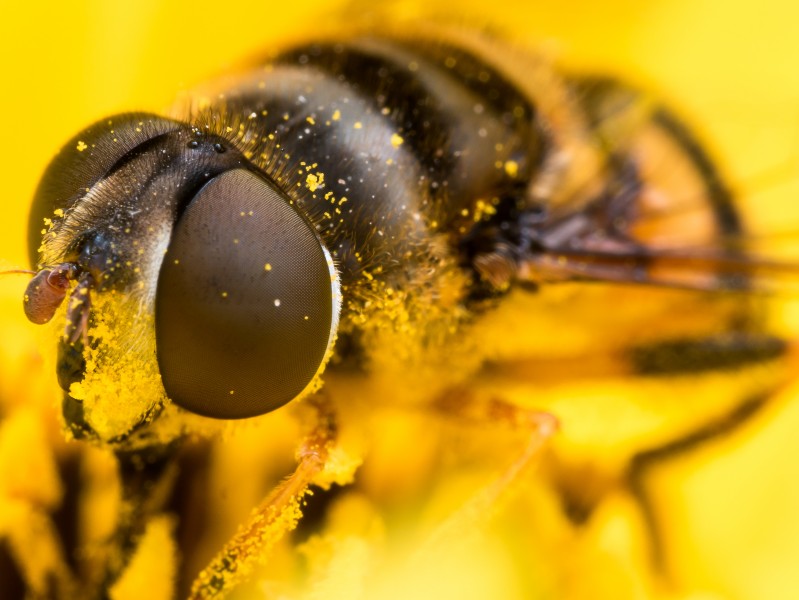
[155,169,337,419]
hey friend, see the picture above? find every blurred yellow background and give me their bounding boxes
[1,1,799,599]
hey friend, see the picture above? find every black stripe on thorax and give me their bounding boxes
[270,37,544,219]
[197,65,430,283]
[402,38,538,133]
[272,38,460,183]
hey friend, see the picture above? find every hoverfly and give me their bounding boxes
[2,7,799,600]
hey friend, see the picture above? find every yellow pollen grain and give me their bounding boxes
[332,109,341,121]
[53,208,64,217]
[504,160,519,178]
[264,263,272,271]
[306,172,325,192]
[390,133,404,148]
[76,141,88,152]
[306,116,315,125]
[353,122,362,129]
[221,291,228,298]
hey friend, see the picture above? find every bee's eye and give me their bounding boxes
[29,113,178,267]
[155,169,339,419]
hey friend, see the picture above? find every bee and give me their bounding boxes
[3,11,799,600]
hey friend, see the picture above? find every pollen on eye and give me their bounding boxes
[264,263,272,271]
[504,160,519,178]
[306,171,326,192]
[221,291,228,298]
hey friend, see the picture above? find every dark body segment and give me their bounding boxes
[200,35,749,306]
[19,26,794,600]
[191,35,548,301]
[28,29,776,442]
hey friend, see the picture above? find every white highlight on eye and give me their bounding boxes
[322,243,342,351]
[292,241,342,406]
[143,220,174,309]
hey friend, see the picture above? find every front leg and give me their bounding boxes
[189,396,346,600]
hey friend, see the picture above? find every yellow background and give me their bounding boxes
[2,1,799,599]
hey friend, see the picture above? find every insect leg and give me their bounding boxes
[625,337,796,581]
[418,391,557,551]
[189,396,339,600]
[626,390,773,580]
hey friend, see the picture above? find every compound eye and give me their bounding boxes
[29,113,178,267]
[155,169,339,419]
